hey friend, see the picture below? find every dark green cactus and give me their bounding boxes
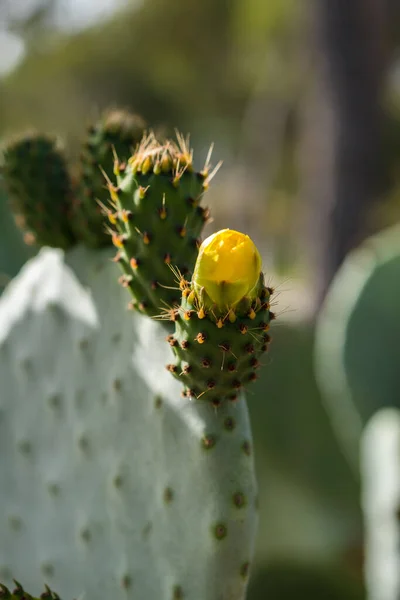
[0,109,146,252]
[1,134,76,249]
[0,581,61,600]
[73,109,146,248]
[164,230,274,405]
[108,131,212,318]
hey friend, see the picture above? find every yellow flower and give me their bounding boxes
[192,229,262,310]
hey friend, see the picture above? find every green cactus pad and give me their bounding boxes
[73,110,146,248]
[1,134,76,249]
[0,247,258,600]
[165,274,274,405]
[107,132,213,318]
[314,223,400,468]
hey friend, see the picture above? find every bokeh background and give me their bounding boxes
[1,0,400,598]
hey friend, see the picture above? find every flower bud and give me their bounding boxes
[192,229,262,310]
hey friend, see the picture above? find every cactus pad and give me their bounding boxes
[107,131,213,318]
[1,134,76,249]
[73,110,146,248]
[0,247,258,600]
[165,273,274,405]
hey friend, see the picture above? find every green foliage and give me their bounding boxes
[110,132,210,317]
[315,224,400,467]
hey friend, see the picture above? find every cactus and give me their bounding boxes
[0,110,146,251]
[0,185,33,294]
[162,229,274,405]
[314,223,400,467]
[0,125,261,599]
[108,131,212,318]
[0,246,258,600]
[0,581,61,600]
[1,134,76,249]
[74,109,146,248]
[361,408,400,600]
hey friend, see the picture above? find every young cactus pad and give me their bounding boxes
[0,246,258,600]
[1,134,76,249]
[165,229,275,405]
[107,131,213,318]
[74,110,146,248]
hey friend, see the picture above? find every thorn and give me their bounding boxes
[130,257,139,269]
[195,332,206,344]
[112,233,124,248]
[248,308,256,320]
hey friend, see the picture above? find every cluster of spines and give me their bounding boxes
[0,581,60,600]
[164,274,275,405]
[105,132,218,318]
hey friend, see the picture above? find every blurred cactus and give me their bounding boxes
[361,408,400,600]
[0,109,146,251]
[1,134,76,249]
[0,184,33,294]
[74,109,146,248]
[314,224,400,468]
[315,226,400,599]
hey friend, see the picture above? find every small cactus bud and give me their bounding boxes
[192,229,262,310]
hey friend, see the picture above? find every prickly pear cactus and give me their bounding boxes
[0,246,258,600]
[108,131,212,317]
[361,408,400,600]
[1,134,76,249]
[0,110,146,251]
[314,224,400,467]
[163,230,274,405]
[0,185,33,294]
[74,109,146,248]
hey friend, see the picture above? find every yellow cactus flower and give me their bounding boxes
[192,229,262,310]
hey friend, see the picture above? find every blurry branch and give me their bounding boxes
[309,0,388,310]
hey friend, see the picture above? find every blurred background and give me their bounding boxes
[2,0,400,598]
